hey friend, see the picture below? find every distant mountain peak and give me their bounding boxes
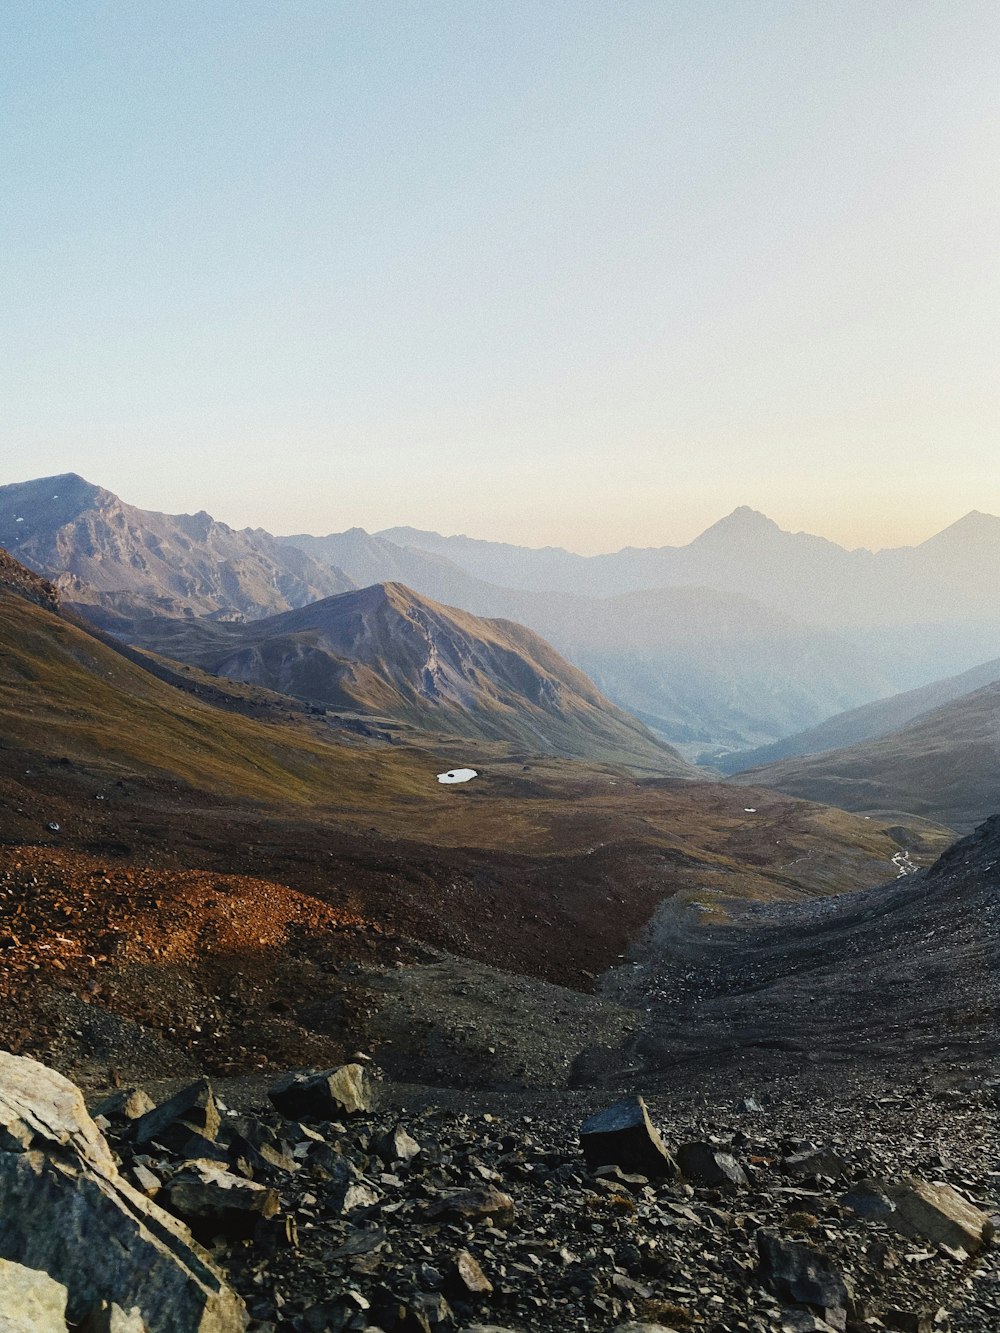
[692,506,782,545]
[920,509,1000,550]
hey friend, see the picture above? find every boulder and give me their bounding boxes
[757,1230,851,1330]
[162,1160,280,1240]
[0,1258,69,1332]
[840,1180,896,1220]
[0,1051,246,1332]
[267,1064,376,1120]
[132,1080,220,1154]
[449,1249,493,1296]
[92,1090,156,1125]
[676,1141,748,1191]
[375,1124,421,1165]
[781,1148,848,1180]
[579,1096,678,1179]
[884,1175,994,1255]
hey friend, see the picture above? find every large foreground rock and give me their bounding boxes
[0,1258,69,1332]
[580,1096,679,1178]
[0,1051,246,1332]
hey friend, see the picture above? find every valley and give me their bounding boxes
[2,489,1000,1332]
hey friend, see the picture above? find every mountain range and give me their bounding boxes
[1,475,907,753]
[0,472,353,621]
[6,472,1000,771]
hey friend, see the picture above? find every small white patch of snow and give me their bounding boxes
[15,516,24,523]
[892,849,919,878]
[437,768,478,785]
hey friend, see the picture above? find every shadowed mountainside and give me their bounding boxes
[717,653,1000,774]
[608,811,1000,1085]
[733,680,1000,833]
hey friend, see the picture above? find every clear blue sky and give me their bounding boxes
[4,1,999,551]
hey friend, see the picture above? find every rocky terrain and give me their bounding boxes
[4,1042,1000,1332]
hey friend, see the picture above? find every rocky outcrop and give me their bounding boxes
[0,1052,246,1331]
[0,547,60,614]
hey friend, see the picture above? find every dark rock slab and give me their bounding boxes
[757,1230,851,1326]
[132,1079,220,1153]
[162,1159,280,1240]
[267,1063,376,1121]
[425,1186,515,1226]
[579,1096,678,1178]
[677,1140,749,1190]
[781,1148,848,1180]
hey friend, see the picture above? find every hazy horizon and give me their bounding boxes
[6,2,1000,552]
[2,465,996,557]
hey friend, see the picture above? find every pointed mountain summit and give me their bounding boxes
[690,506,784,545]
[917,509,1000,551]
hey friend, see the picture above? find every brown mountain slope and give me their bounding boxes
[735,680,1000,833]
[717,653,1000,774]
[114,582,692,772]
[0,472,353,619]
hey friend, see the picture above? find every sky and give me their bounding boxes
[3,1,1000,554]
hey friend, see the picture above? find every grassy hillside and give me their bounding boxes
[718,653,1000,774]
[0,587,431,808]
[736,680,1000,832]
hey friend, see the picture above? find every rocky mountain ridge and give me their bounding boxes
[0,473,354,620]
